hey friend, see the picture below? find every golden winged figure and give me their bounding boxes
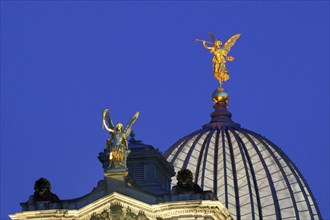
[102,109,139,168]
[196,32,240,87]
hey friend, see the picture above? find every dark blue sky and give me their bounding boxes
[1,1,329,219]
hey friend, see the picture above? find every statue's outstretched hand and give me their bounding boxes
[227,56,235,61]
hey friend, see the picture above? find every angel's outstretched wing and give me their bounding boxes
[102,108,114,130]
[223,34,241,53]
[209,32,216,44]
[124,112,139,136]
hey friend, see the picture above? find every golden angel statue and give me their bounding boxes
[102,109,139,168]
[196,32,240,87]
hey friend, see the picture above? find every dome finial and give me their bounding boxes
[212,87,229,104]
[207,87,240,128]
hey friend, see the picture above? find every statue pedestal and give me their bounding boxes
[104,167,128,183]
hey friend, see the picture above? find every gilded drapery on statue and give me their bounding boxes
[196,32,240,87]
[102,109,139,168]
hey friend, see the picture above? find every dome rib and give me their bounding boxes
[213,129,220,196]
[221,129,229,208]
[225,129,241,218]
[243,129,282,219]
[258,131,321,219]
[249,130,313,218]
[233,129,263,218]
[195,130,213,184]
[201,129,216,190]
[244,130,301,219]
[230,128,257,219]
[182,128,211,170]
[167,130,202,164]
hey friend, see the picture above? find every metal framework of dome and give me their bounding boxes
[164,100,322,220]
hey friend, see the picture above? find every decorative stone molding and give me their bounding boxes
[10,192,232,220]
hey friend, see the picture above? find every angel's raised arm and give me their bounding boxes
[102,109,114,133]
[203,41,214,51]
[203,32,216,51]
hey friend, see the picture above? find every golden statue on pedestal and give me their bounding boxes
[196,32,240,87]
[102,109,139,168]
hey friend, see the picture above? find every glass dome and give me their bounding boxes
[164,101,322,220]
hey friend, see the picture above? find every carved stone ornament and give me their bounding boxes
[89,202,154,220]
